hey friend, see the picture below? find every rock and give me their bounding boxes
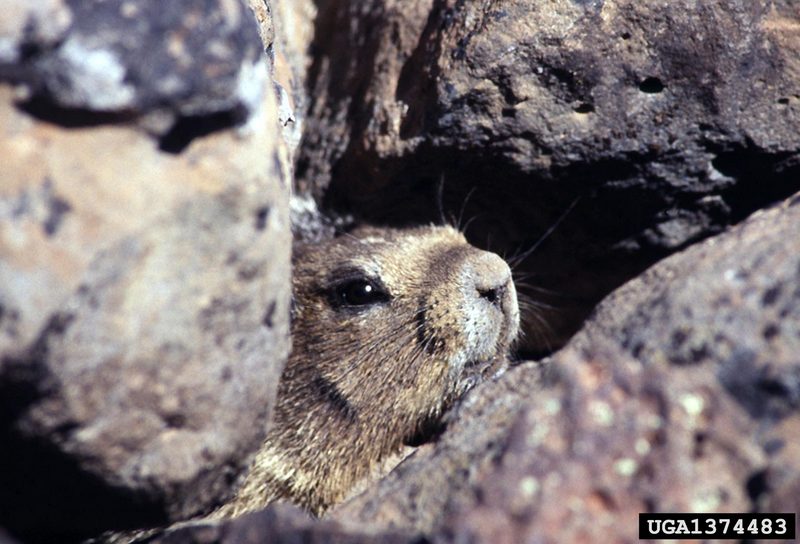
[3,1,797,541]
[574,192,800,529]
[576,195,800,402]
[438,343,764,543]
[576,193,800,378]
[244,0,314,158]
[0,1,291,541]
[1,0,267,142]
[296,0,800,351]
[269,0,316,157]
[0,1,72,65]
[144,504,415,544]
[244,0,275,53]
[333,193,800,541]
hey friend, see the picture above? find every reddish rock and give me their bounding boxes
[440,344,764,543]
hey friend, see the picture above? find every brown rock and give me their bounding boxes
[245,0,316,171]
[270,0,317,153]
[297,0,800,351]
[244,0,275,53]
[0,2,291,540]
[440,344,764,543]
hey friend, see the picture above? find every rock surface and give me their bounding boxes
[0,1,291,541]
[1,0,268,146]
[142,504,414,544]
[245,0,316,159]
[297,0,800,351]
[333,193,800,542]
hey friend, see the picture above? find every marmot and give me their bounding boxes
[220,224,519,517]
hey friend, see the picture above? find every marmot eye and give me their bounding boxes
[334,279,389,307]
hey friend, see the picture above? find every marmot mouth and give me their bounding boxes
[457,359,494,393]
[463,358,490,369]
[463,349,505,375]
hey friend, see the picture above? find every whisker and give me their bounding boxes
[508,195,581,269]
[513,280,565,298]
[436,173,447,227]
[457,186,478,232]
[460,213,484,237]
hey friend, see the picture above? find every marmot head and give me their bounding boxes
[290,224,518,440]
[233,225,519,516]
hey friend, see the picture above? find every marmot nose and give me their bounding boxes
[478,283,506,306]
[472,252,513,309]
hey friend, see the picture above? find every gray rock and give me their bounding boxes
[1,0,268,142]
[296,0,800,351]
[0,2,291,539]
[0,1,72,64]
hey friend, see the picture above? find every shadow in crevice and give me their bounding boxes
[157,108,245,154]
[17,97,137,128]
[16,96,245,155]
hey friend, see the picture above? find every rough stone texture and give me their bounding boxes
[270,0,316,156]
[244,0,275,53]
[333,193,800,541]
[2,1,798,542]
[244,0,315,166]
[438,345,766,543]
[297,0,800,351]
[0,1,72,65]
[143,504,415,544]
[0,0,268,145]
[576,193,800,383]
[574,192,800,528]
[0,1,291,541]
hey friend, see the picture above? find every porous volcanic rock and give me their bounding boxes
[298,0,800,351]
[439,345,763,543]
[0,1,291,541]
[334,194,800,542]
[574,192,800,532]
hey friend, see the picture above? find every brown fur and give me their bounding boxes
[219,225,519,517]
